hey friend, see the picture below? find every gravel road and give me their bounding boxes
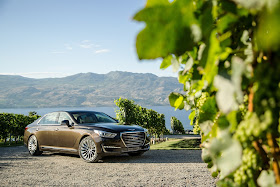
[0,146,216,186]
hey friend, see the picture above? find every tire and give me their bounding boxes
[28,135,43,156]
[128,151,145,156]
[79,136,100,163]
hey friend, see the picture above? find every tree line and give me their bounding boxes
[115,98,169,138]
[171,116,185,134]
[115,98,186,137]
[0,112,40,144]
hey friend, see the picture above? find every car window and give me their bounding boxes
[72,113,98,123]
[58,112,73,124]
[70,112,117,124]
[95,113,117,123]
[39,112,59,125]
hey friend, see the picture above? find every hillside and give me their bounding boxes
[0,71,182,108]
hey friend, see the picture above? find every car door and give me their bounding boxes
[36,112,59,147]
[54,112,80,149]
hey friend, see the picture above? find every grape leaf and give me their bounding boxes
[214,57,245,114]
[226,111,239,132]
[257,3,280,51]
[160,55,172,69]
[171,57,180,72]
[200,29,221,85]
[199,96,218,123]
[232,0,266,10]
[257,170,276,187]
[169,92,184,110]
[189,110,196,125]
[200,2,214,38]
[214,75,238,114]
[146,0,169,7]
[178,71,190,85]
[134,0,196,59]
[208,130,242,179]
[174,96,184,110]
[202,147,212,163]
[231,57,245,103]
[200,120,214,135]
[184,57,194,72]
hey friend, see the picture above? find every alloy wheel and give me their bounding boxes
[80,137,97,162]
[28,135,38,155]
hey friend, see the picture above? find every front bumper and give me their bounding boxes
[101,143,150,154]
[97,131,150,156]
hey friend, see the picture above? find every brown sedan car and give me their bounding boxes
[24,110,150,162]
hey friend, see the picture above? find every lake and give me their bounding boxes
[0,106,192,130]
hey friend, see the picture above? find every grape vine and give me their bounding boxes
[134,0,280,186]
[114,98,167,137]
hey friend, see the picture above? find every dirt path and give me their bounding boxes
[0,146,216,186]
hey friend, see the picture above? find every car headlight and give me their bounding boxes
[94,130,117,138]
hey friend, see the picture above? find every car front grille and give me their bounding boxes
[121,132,146,148]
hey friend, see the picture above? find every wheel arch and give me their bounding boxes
[27,134,43,156]
[77,133,102,154]
[27,134,42,149]
[79,134,91,144]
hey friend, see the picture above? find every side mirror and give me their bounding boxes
[61,120,72,127]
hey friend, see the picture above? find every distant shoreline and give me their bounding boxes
[0,106,192,130]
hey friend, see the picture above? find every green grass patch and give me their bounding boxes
[150,138,201,150]
[0,141,24,147]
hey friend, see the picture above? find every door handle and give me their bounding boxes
[36,128,39,131]
[55,128,59,131]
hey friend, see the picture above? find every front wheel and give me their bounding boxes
[28,135,43,156]
[79,136,100,163]
[128,151,145,156]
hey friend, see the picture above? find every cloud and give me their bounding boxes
[64,44,73,50]
[51,51,66,54]
[95,49,110,54]
[79,40,98,49]
[80,43,94,49]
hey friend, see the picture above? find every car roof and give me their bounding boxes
[45,110,100,113]
[64,110,100,113]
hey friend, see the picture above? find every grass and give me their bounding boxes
[0,141,24,147]
[150,138,201,150]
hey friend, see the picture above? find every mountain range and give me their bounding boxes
[0,71,182,108]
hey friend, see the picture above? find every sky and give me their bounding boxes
[0,0,176,79]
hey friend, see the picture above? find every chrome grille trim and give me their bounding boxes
[121,131,146,148]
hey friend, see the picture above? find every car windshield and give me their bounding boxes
[70,112,117,124]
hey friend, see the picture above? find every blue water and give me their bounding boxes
[0,106,192,130]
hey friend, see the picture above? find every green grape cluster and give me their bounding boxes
[196,92,208,109]
[239,104,247,119]
[193,118,201,134]
[234,111,272,146]
[233,148,260,185]
[239,95,248,118]
[234,114,258,145]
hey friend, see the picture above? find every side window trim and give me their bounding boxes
[58,112,75,125]
[37,115,45,125]
[38,112,59,125]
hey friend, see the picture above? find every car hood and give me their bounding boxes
[78,123,144,133]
